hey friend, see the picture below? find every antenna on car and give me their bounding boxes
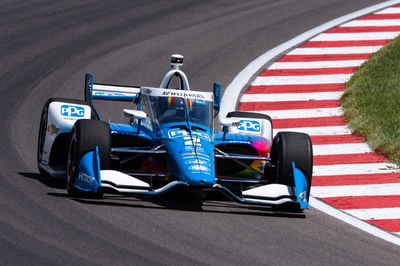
[171,54,183,69]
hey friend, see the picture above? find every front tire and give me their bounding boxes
[66,119,111,197]
[266,132,313,197]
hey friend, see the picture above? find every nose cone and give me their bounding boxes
[163,131,215,187]
[184,163,215,186]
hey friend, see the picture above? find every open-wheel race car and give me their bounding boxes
[37,54,313,211]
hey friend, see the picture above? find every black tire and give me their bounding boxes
[66,119,111,197]
[265,132,313,200]
[37,98,89,176]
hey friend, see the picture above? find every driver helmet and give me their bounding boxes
[168,97,192,110]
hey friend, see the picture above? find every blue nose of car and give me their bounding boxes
[163,128,216,187]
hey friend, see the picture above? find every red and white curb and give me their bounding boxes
[221,0,400,245]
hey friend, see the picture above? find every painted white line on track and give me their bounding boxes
[375,7,400,14]
[309,197,400,246]
[258,108,343,119]
[252,74,351,85]
[343,19,400,27]
[288,46,382,55]
[240,91,343,102]
[312,183,400,197]
[220,0,400,246]
[312,32,400,41]
[313,143,372,155]
[273,125,352,136]
[313,163,399,176]
[344,208,400,220]
[269,60,366,69]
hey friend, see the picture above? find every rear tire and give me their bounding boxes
[265,132,313,199]
[66,119,111,197]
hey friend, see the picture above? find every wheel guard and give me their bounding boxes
[73,147,102,192]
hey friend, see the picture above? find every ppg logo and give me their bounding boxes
[238,120,261,132]
[60,105,85,117]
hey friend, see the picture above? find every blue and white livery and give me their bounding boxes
[37,54,313,212]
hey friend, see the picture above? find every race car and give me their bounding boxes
[37,54,313,211]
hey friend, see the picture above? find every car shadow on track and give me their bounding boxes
[18,172,65,189]
[69,195,306,219]
[20,172,305,219]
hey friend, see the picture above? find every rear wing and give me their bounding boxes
[84,73,140,120]
[85,73,140,102]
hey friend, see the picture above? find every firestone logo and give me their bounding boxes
[78,172,96,186]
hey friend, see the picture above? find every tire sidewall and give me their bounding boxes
[268,132,313,188]
[66,119,110,197]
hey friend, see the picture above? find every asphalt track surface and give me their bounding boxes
[1,0,399,265]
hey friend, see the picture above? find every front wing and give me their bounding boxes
[73,148,309,210]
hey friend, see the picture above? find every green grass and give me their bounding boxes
[341,36,400,164]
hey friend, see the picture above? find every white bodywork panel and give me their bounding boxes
[40,101,91,164]
[243,184,292,198]
[222,117,273,143]
[100,170,150,189]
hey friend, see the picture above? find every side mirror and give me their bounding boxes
[213,83,221,117]
[220,117,240,141]
[123,109,147,119]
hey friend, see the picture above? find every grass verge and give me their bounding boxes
[341,36,400,164]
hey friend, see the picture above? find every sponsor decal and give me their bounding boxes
[299,191,307,202]
[238,120,261,132]
[224,140,251,144]
[183,155,197,160]
[185,159,208,165]
[60,105,85,118]
[93,91,125,97]
[78,172,96,186]
[184,146,204,152]
[185,146,194,151]
[161,91,205,99]
[142,87,213,101]
[183,154,210,161]
[184,136,202,146]
[192,132,210,140]
[168,129,185,138]
[168,129,210,140]
[47,124,60,135]
[189,165,210,172]
[182,152,208,157]
[232,121,241,127]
